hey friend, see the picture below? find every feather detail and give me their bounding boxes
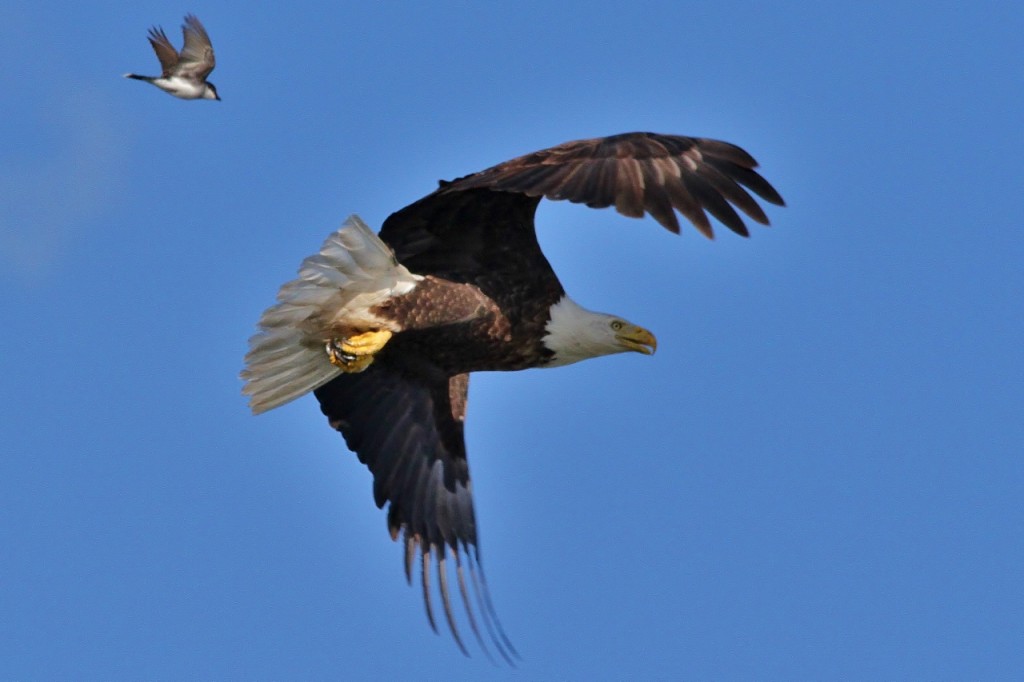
[241,215,421,414]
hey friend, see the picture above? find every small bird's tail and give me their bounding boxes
[241,215,421,414]
[123,73,153,82]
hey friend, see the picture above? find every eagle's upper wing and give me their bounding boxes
[178,14,215,79]
[380,187,564,313]
[145,26,179,77]
[379,132,783,303]
[313,360,517,663]
[446,132,784,238]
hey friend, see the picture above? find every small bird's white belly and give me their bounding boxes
[155,76,206,99]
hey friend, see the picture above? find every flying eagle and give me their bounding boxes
[241,132,784,661]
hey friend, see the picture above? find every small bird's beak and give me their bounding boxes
[616,324,657,356]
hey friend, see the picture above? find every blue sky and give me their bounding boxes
[3,1,1022,679]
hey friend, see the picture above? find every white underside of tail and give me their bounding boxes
[241,215,421,414]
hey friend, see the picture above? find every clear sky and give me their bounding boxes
[3,1,1022,679]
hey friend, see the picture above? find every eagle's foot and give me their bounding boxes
[326,329,393,373]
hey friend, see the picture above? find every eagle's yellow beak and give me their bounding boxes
[616,324,657,356]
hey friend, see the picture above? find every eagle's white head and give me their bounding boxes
[541,295,657,367]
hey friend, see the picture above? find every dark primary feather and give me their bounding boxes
[451,131,784,237]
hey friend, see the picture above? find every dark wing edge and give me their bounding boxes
[449,131,785,239]
[313,362,518,664]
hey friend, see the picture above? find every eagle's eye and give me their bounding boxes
[611,320,623,331]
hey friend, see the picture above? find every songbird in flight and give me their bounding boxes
[124,14,220,101]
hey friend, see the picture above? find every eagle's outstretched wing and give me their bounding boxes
[314,360,517,664]
[451,132,784,237]
[380,132,784,306]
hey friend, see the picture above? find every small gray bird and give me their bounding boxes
[124,14,220,101]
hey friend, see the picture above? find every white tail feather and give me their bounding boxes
[241,215,421,414]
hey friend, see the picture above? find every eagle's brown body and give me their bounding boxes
[368,273,553,374]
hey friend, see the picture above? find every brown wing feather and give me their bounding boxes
[313,359,517,662]
[379,132,782,322]
[450,131,785,238]
[145,26,179,77]
[179,14,216,79]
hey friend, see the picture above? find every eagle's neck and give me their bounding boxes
[540,295,620,367]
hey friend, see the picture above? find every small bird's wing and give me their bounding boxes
[178,14,216,79]
[314,361,517,663]
[145,26,179,77]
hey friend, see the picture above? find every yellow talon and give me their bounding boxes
[327,351,375,372]
[341,329,393,353]
[326,329,393,373]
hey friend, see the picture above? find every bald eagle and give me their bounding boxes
[241,132,784,661]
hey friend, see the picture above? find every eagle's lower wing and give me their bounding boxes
[450,132,785,238]
[313,361,516,663]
